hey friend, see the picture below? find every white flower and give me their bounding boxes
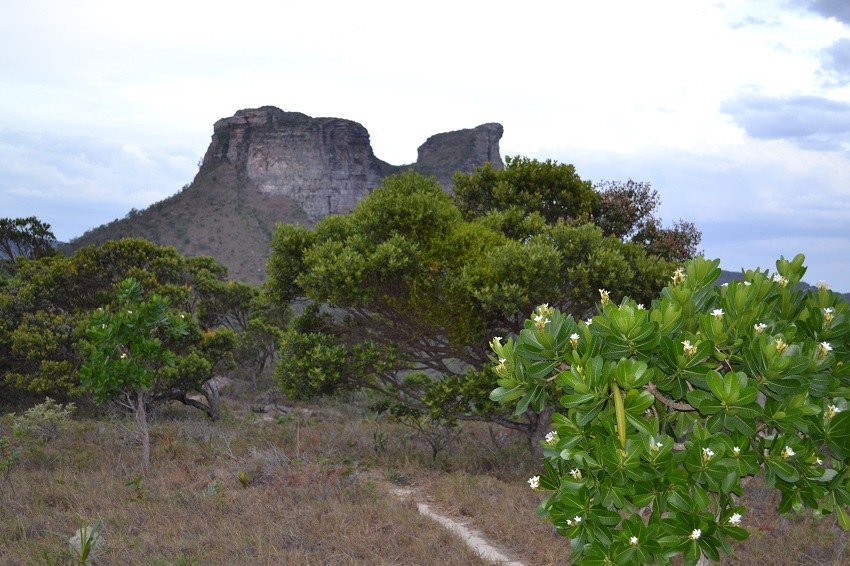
[527,476,540,489]
[179,314,185,319]
[823,308,834,325]
[817,342,833,359]
[728,513,742,526]
[637,304,645,310]
[702,447,715,463]
[629,535,639,546]
[533,315,550,330]
[127,310,133,315]
[818,280,830,292]
[120,352,127,359]
[826,404,842,420]
[650,437,663,451]
[689,528,702,540]
[721,282,729,287]
[732,446,741,456]
[536,303,553,316]
[565,519,573,526]
[772,274,788,287]
[599,288,610,305]
[682,340,697,357]
[101,324,107,329]
[570,333,580,348]
[585,318,593,326]
[545,431,559,445]
[817,457,823,465]
[569,468,582,480]
[754,322,767,334]
[573,515,582,524]
[711,308,725,319]
[774,337,788,354]
[671,267,686,285]
[743,281,752,286]
[781,446,795,459]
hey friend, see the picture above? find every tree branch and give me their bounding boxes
[646,383,695,412]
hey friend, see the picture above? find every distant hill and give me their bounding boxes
[68,107,504,283]
[717,269,850,301]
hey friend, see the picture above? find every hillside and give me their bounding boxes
[67,107,504,283]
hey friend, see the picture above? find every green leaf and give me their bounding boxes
[705,370,729,402]
[490,384,524,403]
[767,459,799,483]
[560,393,597,408]
[837,505,850,531]
[826,412,850,460]
[686,390,723,415]
[528,360,558,381]
[513,386,536,415]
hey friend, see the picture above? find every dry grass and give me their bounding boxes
[1,382,847,565]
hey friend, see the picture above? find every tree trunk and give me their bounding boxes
[530,406,555,457]
[202,379,221,421]
[135,389,150,476]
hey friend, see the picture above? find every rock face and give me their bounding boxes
[414,123,505,188]
[202,106,503,221]
[204,107,391,220]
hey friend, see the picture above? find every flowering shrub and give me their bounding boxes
[491,255,849,564]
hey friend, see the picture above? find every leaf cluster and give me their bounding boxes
[491,254,850,564]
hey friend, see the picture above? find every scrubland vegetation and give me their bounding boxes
[1,157,848,564]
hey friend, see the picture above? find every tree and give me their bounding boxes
[0,216,56,274]
[491,255,850,564]
[79,278,189,474]
[452,157,596,225]
[0,238,240,413]
[267,166,694,441]
[453,163,701,263]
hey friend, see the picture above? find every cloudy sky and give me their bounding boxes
[2,0,849,290]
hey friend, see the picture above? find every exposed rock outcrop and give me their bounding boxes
[414,123,505,188]
[204,108,392,221]
[202,106,503,220]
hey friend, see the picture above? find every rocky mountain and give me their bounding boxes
[69,107,504,283]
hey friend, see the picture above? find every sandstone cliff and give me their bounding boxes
[202,106,503,220]
[204,107,393,221]
[69,107,504,283]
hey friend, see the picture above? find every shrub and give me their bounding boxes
[491,254,850,564]
[12,397,75,446]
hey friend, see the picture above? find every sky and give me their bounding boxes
[1,0,849,291]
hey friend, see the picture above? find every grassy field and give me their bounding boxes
[1,378,847,565]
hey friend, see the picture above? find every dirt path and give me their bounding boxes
[389,486,526,566]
